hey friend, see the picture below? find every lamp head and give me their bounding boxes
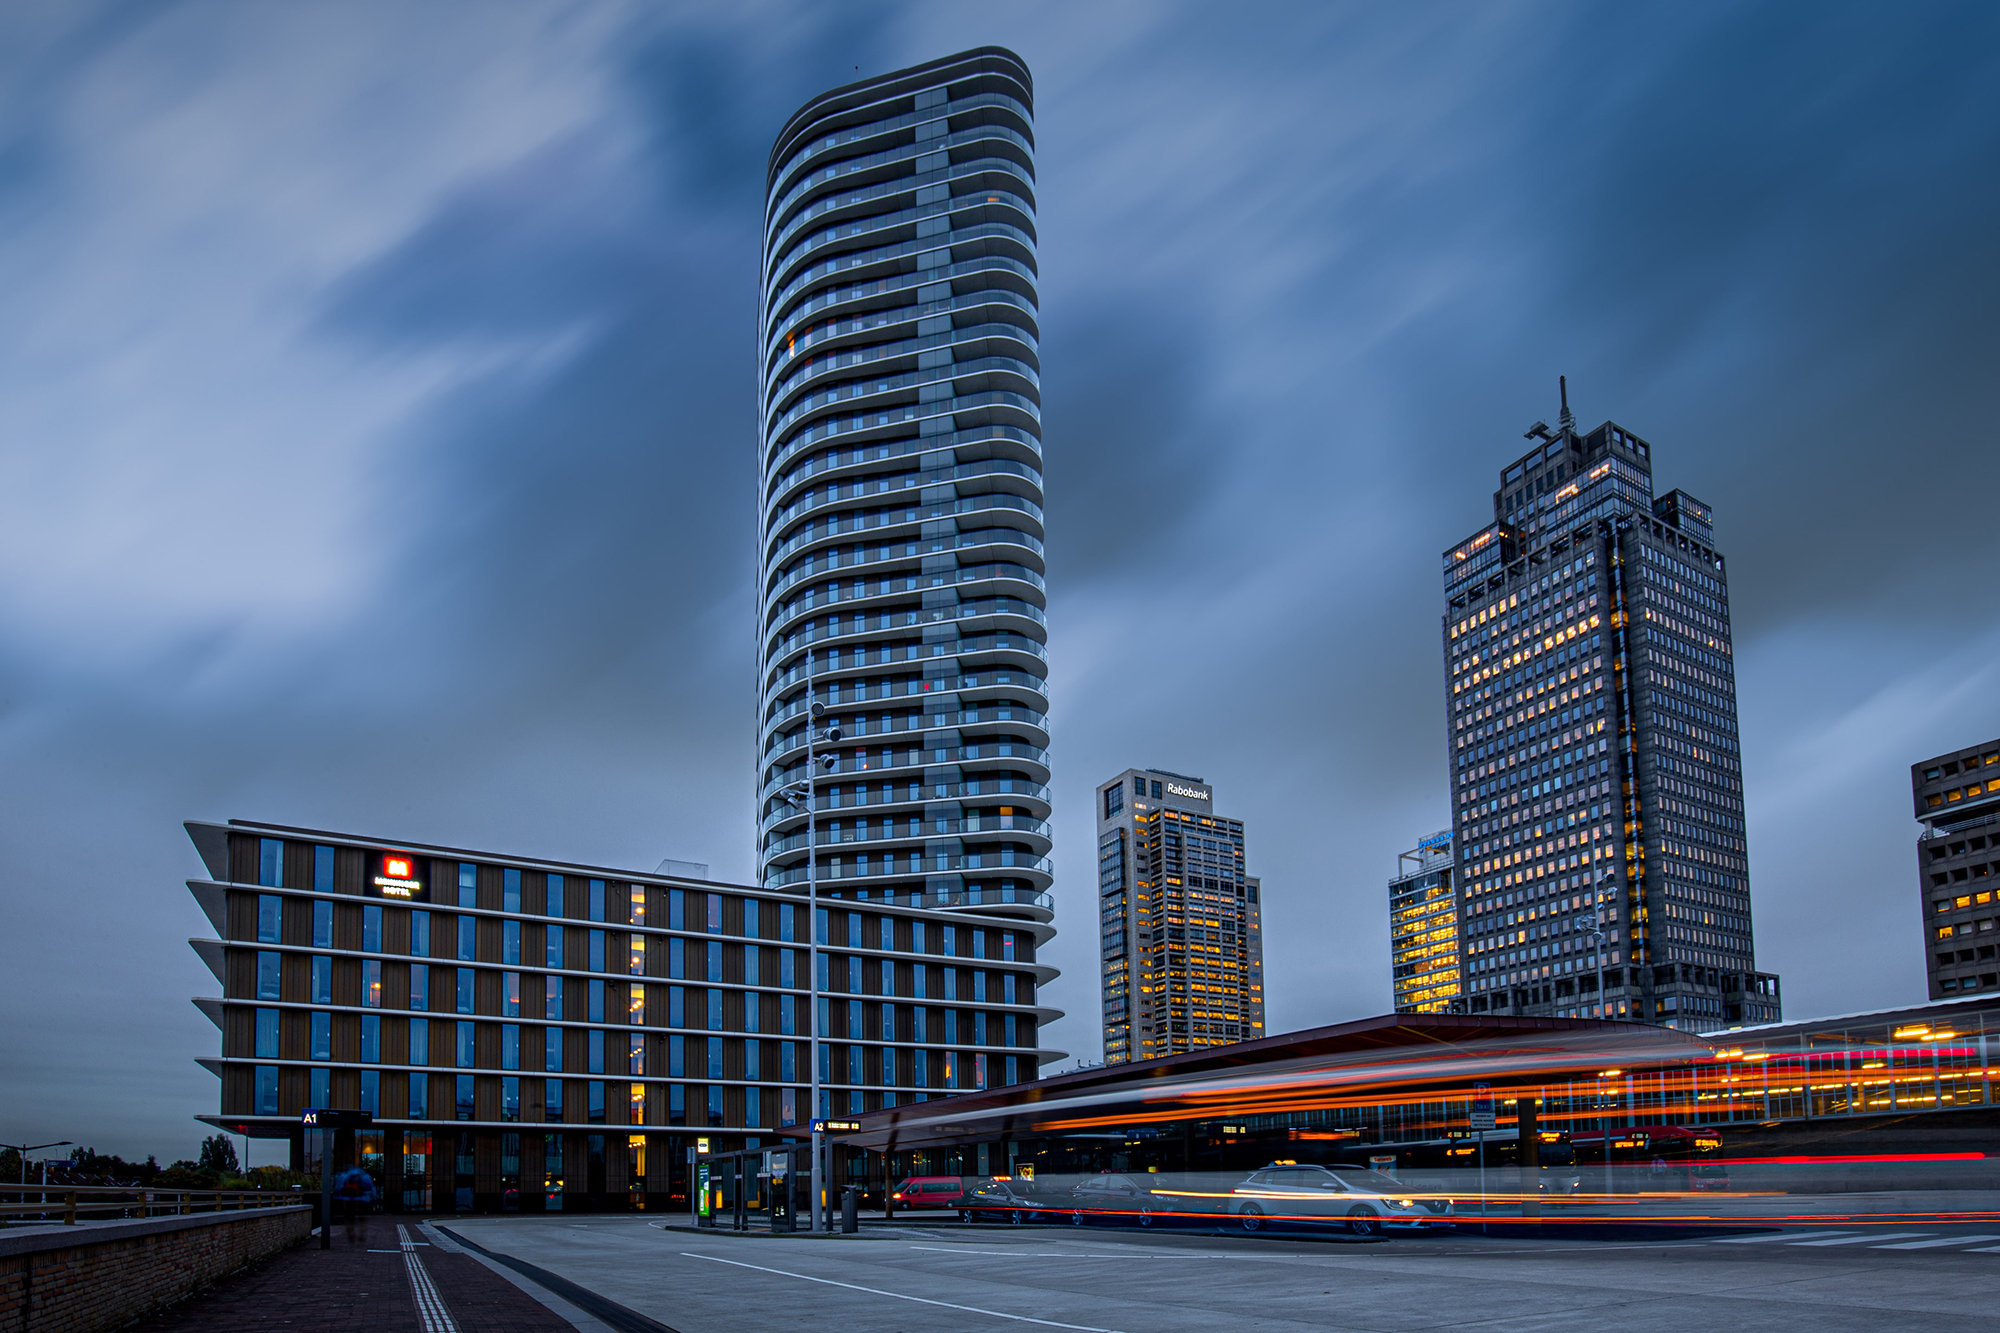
[824,725,842,743]
[810,701,826,719]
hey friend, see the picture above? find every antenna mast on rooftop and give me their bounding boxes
[1558,375,1575,434]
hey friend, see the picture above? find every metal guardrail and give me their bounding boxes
[0,1182,304,1226]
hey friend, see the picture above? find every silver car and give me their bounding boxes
[1229,1164,1450,1236]
[1069,1173,1160,1227]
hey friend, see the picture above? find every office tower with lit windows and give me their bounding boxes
[756,50,1052,937]
[1441,383,1781,1032]
[1096,770,1265,1063]
[1389,832,1460,1013]
[1913,739,2000,1000]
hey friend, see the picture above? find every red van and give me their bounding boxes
[890,1176,968,1211]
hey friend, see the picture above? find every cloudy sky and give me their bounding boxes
[2,1,1996,1163]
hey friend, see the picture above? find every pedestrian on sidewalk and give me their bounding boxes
[332,1164,377,1246]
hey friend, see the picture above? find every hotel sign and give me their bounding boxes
[1165,782,1208,801]
[370,852,427,901]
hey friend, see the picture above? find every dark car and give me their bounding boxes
[958,1178,1041,1224]
[1068,1173,1159,1227]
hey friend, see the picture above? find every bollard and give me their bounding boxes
[840,1188,858,1234]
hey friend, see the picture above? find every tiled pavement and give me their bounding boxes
[131,1215,577,1332]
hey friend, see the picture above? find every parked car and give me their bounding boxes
[1068,1173,1160,1227]
[889,1176,968,1211]
[958,1178,1041,1224]
[1228,1163,1452,1236]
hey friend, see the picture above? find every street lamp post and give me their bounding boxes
[778,666,840,1232]
[1583,894,1613,1201]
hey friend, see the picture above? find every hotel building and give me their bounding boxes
[186,819,1059,1211]
[1389,832,1460,1013]
[1095,770,1265,1063]
[1915,739,2000,1000]
[755,48,1050,920]
[1441,384,1781,1031]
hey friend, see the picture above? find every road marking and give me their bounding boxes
[682,1251,1130,1332]
[1874,1235,2000,1250]
[1714,1231,1859,1244]
[1790,1232,1929,1246]
[397,1224,461,1333]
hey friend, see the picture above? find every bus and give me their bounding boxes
[1570,1126,1729,1192]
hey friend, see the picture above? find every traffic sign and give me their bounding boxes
[1468,1083,1496,1131]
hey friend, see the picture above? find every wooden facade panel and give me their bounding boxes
[222,1005,254,1058]
[385,905,412,955]
[331,1012,358,1063]
[284,897,313,947]
[281,953,309,1003]
[475,1022,500,1069]
[333,902,362,951]
[334,845,366,895]
[477,916,502,965]
[225,947,256,1000]
[478,863,504,913]
[475,968,500,1017]
[226,890,258,942]
[280,1066,309,1116]
[221,1063,253,1116]
[283,841,315,892]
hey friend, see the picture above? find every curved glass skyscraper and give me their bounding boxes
[757,49,1050,929]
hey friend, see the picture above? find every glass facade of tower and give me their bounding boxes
[1389,833,1459,1013]
[1096,770,1265,1063]
[1441,411,1781,1031]
[757,51,1051,929]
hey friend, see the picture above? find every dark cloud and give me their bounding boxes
[2,1,1997,1159]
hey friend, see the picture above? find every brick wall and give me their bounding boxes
[0,1206,311,1333]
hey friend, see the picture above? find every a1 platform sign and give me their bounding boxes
[301,1109,374,1129]
[1469,1083,1496,1132]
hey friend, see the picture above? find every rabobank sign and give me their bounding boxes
[1166,782,1209,802]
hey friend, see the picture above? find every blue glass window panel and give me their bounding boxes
[913,1007,927,1042]
[501,1075,519,1122]
[629,1033,645,1076]
[588,879,605,923]
[972,929,985,961]
[848,1047,862,1084]
[360,1070,379,1116]
[913,1049,928,1088]
[501,1024,519,1071]
[588,930,605,973]
[818,1043,830,1083]
[502,972,519,1017]
[410,965,430,1013]
[974,1012,988,1047]
[744,1039,760,1082]
[255,1007,279,1058]
[409,1018,429,1065]
[545,1027,563,1073]
[816,997,829,1038]
[670,986,684,1028]
[743,947,760,988]
[363,905,382,954]
[743,900,759,940]
[311,956,332,1004]
[1003,973,1016,1005]
[816,908,828,945]
[880,916,893,951]
[255,1064,279,1115]
[669,1034,684,1077]
[973,970,987,1003]
[911,921,924,954]
[546,874,565,917]
[312,901,332,949]
[745,1087,760,1129]
[313,845,334,893]
[545,975,563,1021]
[456,1074,475,1120]
[942,925,956,958]
[780,1042,796,1083]
[1005,1013,1017,1048]
[706,941,722,983]
[707,989,722,1032]
[544,1079,562,1120]
[707,1036,723,1079]
[411,911,430,957]
[456,969,474,1015]
[848,956,861,993]
[456,1021,475,1068]
[588,1081,605,1124]
[816,953,828,991]
[744,989,760,1034]
[780,1086,796,1127]
[943,967,956,1002]
[707,893,722,935]
[882,1003,895,1043]
[780,903,795,942]
[258,838,282,887]
[669,889,683,931]
[360,1014,380,1063]
[669,1084,685,1125]
[669,937,684,980]
[588,1029,604,1074]
[502,868,520,913]
[457,916,476,962]
[779,994,795,1035]
[780,950,795,990]
[847,1001,861,1039]
[408,1072,428,1119]
[588,979,605,1023]
[913,964,927,999]
[707,1085,723,1125]
[502,921,520,965]
[458,863,477,908]
[310,1067,329,1109]
[848,914,861,949]
[257,896,282,944]
[546,924,564,969]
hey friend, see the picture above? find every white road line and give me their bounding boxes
[1964,1246,2000,1253]
[1873,1235,2000,1250]
[1790,1232,1930,1247]
[682,1251,1130,1332]
[1714,1231,1859,1244]
[397,1224,461,1333]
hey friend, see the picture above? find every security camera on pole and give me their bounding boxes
[778,665,840,1232]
